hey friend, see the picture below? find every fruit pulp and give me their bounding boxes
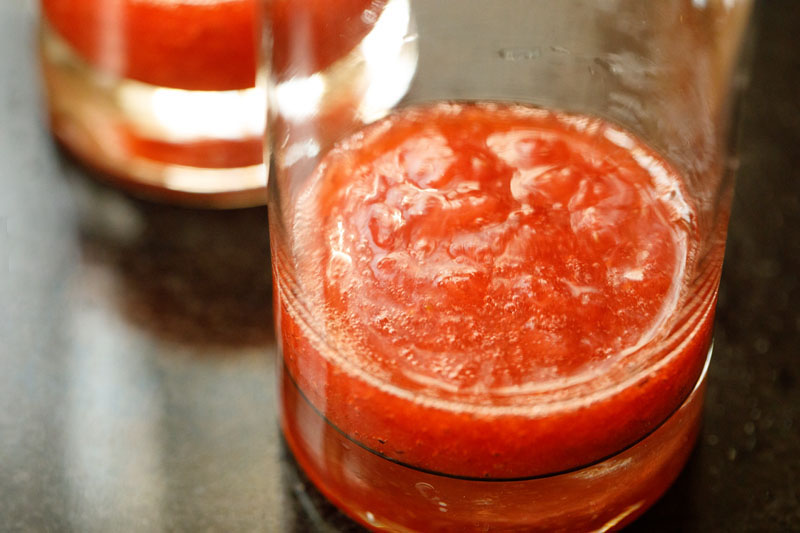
[273,102,719,530]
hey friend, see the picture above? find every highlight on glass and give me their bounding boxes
[267,1,751,530]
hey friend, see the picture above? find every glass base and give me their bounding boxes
[279,348,710,532]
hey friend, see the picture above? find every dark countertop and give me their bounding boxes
[1,1,798,531]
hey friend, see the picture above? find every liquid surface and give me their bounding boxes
[294,102,695,401]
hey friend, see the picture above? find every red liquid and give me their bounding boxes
[41,0,258,91]
[277,102,717,528]
[41,0,387,90]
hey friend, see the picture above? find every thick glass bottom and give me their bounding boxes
[279,350,709,532]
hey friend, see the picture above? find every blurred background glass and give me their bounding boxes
[38,0,417,207]
[39,0,266,207]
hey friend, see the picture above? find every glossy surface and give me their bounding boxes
[2,1,799,531]
[306,104,691,390]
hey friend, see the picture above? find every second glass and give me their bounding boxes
[39,0,413,206]
[268,1,751,530]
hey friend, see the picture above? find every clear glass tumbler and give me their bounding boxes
[267,1,752,530]
[38,0,408,207]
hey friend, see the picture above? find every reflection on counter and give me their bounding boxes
[55,158,284,530]
[63,153,273,348]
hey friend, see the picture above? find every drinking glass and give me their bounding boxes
[38,0,409,207]
[267,1,752,530]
